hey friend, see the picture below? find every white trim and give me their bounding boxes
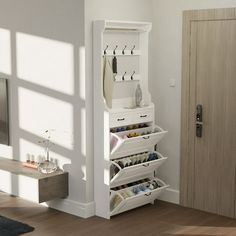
[46,199,95,218]
[158,188,180,204]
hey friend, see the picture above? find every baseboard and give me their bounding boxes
[46,199,95,218]
[158,188,180,205]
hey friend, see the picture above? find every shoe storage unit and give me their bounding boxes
[93,20,168,219]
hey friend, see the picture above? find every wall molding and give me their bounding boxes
[158,188,179,205]
[46,199,95,218]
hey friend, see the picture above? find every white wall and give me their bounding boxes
[0,0,95,218]
[150,0,236,203]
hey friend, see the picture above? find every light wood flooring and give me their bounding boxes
[1,192,236,236]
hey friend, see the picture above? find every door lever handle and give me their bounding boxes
[196,121,203,125]
[196,104,203,137]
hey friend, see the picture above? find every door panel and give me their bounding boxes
[181,10,236,218]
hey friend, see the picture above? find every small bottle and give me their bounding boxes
[26,154,31,163]
[30,155,35,164]
[135,84,142,107]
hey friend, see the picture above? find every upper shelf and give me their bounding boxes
[104,20,152,32]
[94,20,152,33]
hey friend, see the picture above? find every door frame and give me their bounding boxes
[180,7,236,207]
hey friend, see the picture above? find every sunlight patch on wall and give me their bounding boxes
[0,144,12,159]
[81,164,86,181]
[0,170,12,193]
[79,46,85,100]
[0,28,11,75]
[16,32,74,95]
[18,87,74,150]
[81,107,86,157]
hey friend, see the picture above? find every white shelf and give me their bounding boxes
[110,125,167,159]
[109,105,154,127]
[110,151,168,188]
[110,178,168,216]
[103,20,152,32]
[109,103,154,114]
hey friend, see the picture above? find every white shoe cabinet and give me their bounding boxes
[93,20,169,219]
[110,178,168,216]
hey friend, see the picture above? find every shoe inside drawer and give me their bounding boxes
[110,125,167,159]
[110,178,168,216]
[110,151,168,188]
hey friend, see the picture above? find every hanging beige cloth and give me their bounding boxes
[103,57,115,108]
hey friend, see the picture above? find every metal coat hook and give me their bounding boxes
[104,45,109,55]
[131,71,135,80]
[113,45,118,55]
[122,72,127,81]
[131,45,136,55]
[122,45,127,55]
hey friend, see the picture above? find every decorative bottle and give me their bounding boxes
[135,84,142,107]
[38,130,58,174]
[38,146,57,174]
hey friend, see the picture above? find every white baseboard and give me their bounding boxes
[46,199,95,218]
[158,188,180,204]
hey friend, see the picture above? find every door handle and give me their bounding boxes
[196,104,203,137]
[117,118,125,121]
[142,163,150,167]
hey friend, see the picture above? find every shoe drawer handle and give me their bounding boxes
[143,136,150,139]
[140,115,147,118]
[117,118,125,121]
[145,192,152,196]
[142,163,150,167]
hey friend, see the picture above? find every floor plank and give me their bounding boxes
[1,192,236,236]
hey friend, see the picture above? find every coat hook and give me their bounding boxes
[131,45,136,55]
[113,45,118,55]
[131,71,135,80]
[122,72,127,81]
[104,45,109,55]
[122,45,127,55]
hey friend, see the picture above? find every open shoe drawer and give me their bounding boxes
[110,125,167,159]
[110,152,168,188]
[110,178,168,216]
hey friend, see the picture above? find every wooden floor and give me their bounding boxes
[1,193,236,236]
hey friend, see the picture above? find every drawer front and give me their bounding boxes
[110,108,154,128]
[110,154,168,188]
[110,178,169,216]
[110,113,130,127]
[135,109,153,123]
[110,126,167,159]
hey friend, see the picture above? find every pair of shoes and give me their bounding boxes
[147,180,161,190]
[132,184,149,195]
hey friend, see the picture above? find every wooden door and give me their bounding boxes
[180,8,236,218]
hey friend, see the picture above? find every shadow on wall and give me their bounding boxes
[0,0,87,205]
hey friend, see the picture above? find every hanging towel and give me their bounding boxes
[103,57,115,108]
